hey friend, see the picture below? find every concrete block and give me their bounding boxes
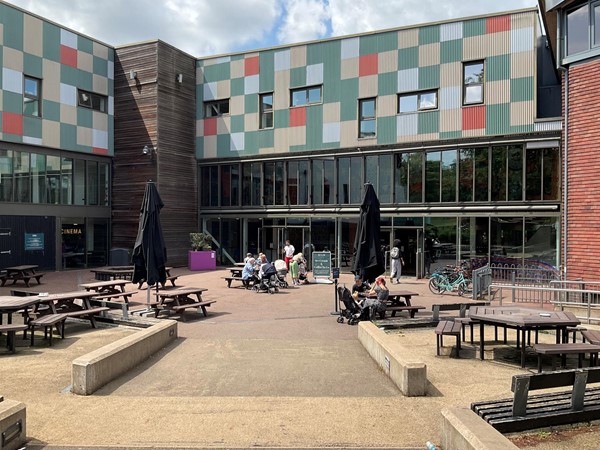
[72,319,177,395]
[0,398,26,450]
[358,321,427,396]
[441,407,519,450]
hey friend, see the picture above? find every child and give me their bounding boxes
[289,257,299,286]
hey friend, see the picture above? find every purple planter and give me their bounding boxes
[188,250,216,271]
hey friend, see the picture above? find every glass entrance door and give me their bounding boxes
[392,227,423,277]
[259,227,308,263]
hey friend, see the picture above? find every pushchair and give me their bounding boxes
[336,286,369,325]
[297,256,309,284]
[273,259,289,288]
[252,262,280,294]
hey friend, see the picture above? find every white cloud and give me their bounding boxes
[5,0,538,56]
[276,0,330,45]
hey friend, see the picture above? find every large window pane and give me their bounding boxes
[474,147,488,202]
[507,146,523,201]
[395,153,408,203]
[426,217,457,275]
[200,166,211,206]
[30,153,46,203]
[299,160,309,205]
[288,161,298,205]
[491,217,523,262]
[526,148,542,200]
[0,149,13,202]
[220,165,231,206]
[60,157,72,205]
[408,152,423,203]
[525,217,558,267]
[74,159,85,205]
[460,217,488,261]
[100,163,109,206]
[338,158,350,204]
[86,161,98,205]
[491,146,507,201]
[595,4,600,47]
[543,148,560,200]
[312,159,323,204]
[275,162,284,205]
[350,157,362,204]
[379,154,392,204]
[264,162,274,205]
[251,162,261,206]
[46,155,61,204]
[441,149,457,202]
[242,164,251,205]
[426,151,440,202]
[459,148,474,202]
[323,159,334,204]
[567,3,589,55]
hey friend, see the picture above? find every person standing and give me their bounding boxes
[283,239,295,269]
[390,239,404,284]
[289,257,299,286]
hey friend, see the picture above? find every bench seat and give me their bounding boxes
[0,324,28,353]
[534,343,600,372]
[169,300,216,320]
[435,320,462,357]
[60,307,110,328]
[91,290,138,302]
[384,305,425,318]
[223,276,249,288]
[0,272,46,287]
[89,299,130,319]
[27,313,67,346]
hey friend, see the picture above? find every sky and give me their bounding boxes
[5,0,537,57]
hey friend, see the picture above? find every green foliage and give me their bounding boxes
[190,232,212,251]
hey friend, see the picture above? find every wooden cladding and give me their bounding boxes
[113,41,197,267]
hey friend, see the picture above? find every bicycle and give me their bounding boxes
[428,265,472,296]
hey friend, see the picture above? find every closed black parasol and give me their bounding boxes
[132,181,167,288]
[352,183,385,283]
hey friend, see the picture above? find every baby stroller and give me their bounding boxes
[273,259,289,288]
[252,262,280,294]
[336,286,369,325]
[296,254,309,284]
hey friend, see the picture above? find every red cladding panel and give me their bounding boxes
[60,45,78,68]
[204,118,217,136]
[2,112,23,135]
[92,147,109,155]
[290,107,306,127]
[462,106,486,130]
[359,54,378,77]
[486,15,511,34]
[245,56,260,76]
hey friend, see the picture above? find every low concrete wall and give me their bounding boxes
[441,407,519,450]
[72,320,178,395]
[0,398,26,450]
[357,321,427,396]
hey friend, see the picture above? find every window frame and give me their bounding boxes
[397,89,439,113]
[204,99,230,118]
[462,61,485,106]
[77,89,108,113]
[259,92,273,129]
[23,75,41,117]
[290,85,322,107]
[358,97,376,138]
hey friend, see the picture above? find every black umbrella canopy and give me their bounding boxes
[132,181,167,287]
[352,183,385,283]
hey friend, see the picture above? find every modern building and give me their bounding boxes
[539,0,600,280]
[0,2,565,277]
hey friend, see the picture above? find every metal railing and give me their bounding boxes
[491,283,600,324]
[472,264,492,300]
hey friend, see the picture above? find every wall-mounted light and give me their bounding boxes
[176,73,183,83]
[129,70,137,80]
[142,145,156,156]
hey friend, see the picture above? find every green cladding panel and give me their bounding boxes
[42,22,61,62]
[244,131,259,154]
[510,76,534,102]
[487,54,510,82]
[378,72,397,96]
[231,77,244,96]
[259,50,274,92]
[308,40,340,66]
[306,105,323,150]
[23,116,42,138]
[440,40,462,64]
[202,62,230,82]
[398,46,419,70]
[419,65,440,90]
[245,94,258,114]
[60,123,77,149]
[42,100,60,122]
[464,18,486,38]
[3,91,22,114]
[377,116,397,145]
[24,53,43,78]
[340,78,358,121]
[419,25,440,45]
[290,67,306,88]
[77,108,93,128]
[231,115,245,133]
[78,36,94,54]
[0,4,24,50]
[259,128,274,149]
[274,109,289,128]
[93,56,108,77]
[418,110,439,134]
[359,34,379,56]
[486,103,510,135]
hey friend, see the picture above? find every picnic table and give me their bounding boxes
[0,295,40,324]
[80,279,131,295]
[1,265,45,287]
[152,287,215,320]
[469,306,581,368]
[32,290,109,328]
[90,266,134,281]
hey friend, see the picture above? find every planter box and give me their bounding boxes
[188,250,216,271]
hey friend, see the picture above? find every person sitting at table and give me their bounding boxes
[242,257,258,288]
[351,275,370,296]
[244,252,254,263]
[367,276,389,318]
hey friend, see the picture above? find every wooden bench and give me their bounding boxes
[565,326,588,343]
[223,276,249,288]
[1,272,45,287]
[9,289,40,297]
[534,343,600,373]
[59,307,110,328]
[581,329,600,345]
[431,301,489,322]
[435,320,462,357]
[0,324,28,353]
[472,367,600,433]
[383,305,425,319]
[91,290,138,303]
[27,314,67,347]
[89,298,131,319]
[166,300,216,321]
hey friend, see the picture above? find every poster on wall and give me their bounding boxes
[25,233,44,251]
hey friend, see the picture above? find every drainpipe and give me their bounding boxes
[561,67,568,280]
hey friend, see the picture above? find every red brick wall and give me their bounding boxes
[565,59,600,279]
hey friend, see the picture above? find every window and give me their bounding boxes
[260,93,273,129]
[24,76,41,117]
[78,89,107,113]
[567,3,590,55]
[463,61,484,105]
[205,99,229,118]
[290,85,322,106]
[398,90,438,113]
[359,98,376,138]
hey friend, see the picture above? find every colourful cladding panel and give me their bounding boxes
[462,106,486,130]
[398,47,419,70]
[419,25,440,45]
[464,18,486,38]
[486,103,510,135]
[487,15,511,33]
[511,76,534,102]
[259,51,275,91]
[359,54,378,77]
[0,4,24,50]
